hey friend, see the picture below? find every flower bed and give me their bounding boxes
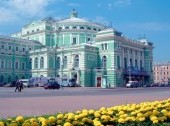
[1,99,170,126]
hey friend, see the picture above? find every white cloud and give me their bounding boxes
[0,0,56,23]
[0,7,19,23]
[114,0,132,7]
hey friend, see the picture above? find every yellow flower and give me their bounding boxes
[30,118,37,123]
[137,113,143,117]
[63,122,73,126]
[16,116,24,123]
[94,112,101,118]
[30,122,38,126]
[89,109,95,114]
[153,110,159,116]
[67,113,75,120]
[72,121,79,125]
[153,119,158,124]
[82,109,88,113]
[93,120,102,126]
[48,116,56,123]
[22,122,30,126]
[82,117,89,123]
[41,119,48,125]
[118,118,125,123]
[9,123,18,126]
[57,120,62,125]
[139,117,145,122]
[57,114,64,120]
[118,111,124,115]
[0,122,4,126]
[150,116,158,121]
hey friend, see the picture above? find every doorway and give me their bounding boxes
[96,77,102,87]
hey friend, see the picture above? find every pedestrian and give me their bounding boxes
[19,81,23,92]
[15,81,19,92]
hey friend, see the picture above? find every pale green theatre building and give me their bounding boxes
[0,10,154,87]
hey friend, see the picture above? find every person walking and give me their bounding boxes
[15,81,20,92]
[19,81,23,92]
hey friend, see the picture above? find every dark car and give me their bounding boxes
[143,84,151,87]
[151,83,159,87]
[44,79,60,89]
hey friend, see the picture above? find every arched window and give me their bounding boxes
[65,26,69,29]
[58,27,62,30]
[140,60,143,70]
[72,26,77,29]
[74,55,79,68]
[135,59,138,69]
[0,75,4,83]
[29,58,32,69]
[56,57,61,69]
[102,56,107,68]
[124,57,127,69]
[40,57,44,68]
[63,56,67,69]
[117,56,120,69]
[87,27,91,30]
[80,26,84,29]
[34,57,38,69]
[93,28,97,31]
[130,58,133,67]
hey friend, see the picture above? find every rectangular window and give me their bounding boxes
[22,48,25,52]
[72,37,77,44]
[8,46,11,50]
[1,60,5,69]
[21,62,25,70]
[1,45,4,49]
[101,44,104,50]
[8,61,12,69]
[16,47,18,51]
[104,43,107,50]
[15,62,19,69]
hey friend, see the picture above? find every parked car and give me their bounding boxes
[158,83,168,87]
[44,78,60,89]
[143,84,151,87]
[126,81,138,88]
[0,82,5,87]
[151,83,159,87]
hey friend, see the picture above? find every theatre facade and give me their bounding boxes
[0,10,154,87]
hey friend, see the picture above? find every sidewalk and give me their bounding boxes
[1,92,170,119]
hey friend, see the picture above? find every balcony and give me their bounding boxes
[123,68,149,76]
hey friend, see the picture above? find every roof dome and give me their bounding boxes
[57,9,105,28]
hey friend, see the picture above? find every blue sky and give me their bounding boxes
[0,0,170,63]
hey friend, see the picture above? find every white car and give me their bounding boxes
[126,81,138,88]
